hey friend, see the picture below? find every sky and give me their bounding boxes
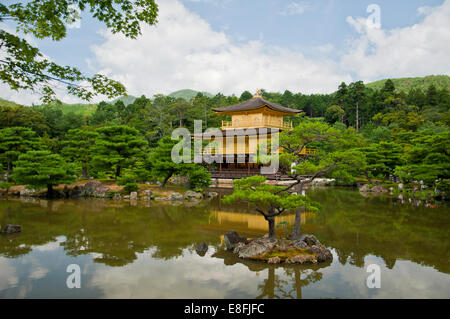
[1,0,449,105]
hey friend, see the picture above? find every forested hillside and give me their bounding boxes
[366,75,449,92]
[168,89,214,100]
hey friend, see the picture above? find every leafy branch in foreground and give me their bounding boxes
[0,0,158,103]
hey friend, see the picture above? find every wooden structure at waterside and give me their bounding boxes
[197,90,316,180]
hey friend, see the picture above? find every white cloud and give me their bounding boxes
[417,6,433,16]
[278,1,310,16]
[2,0,450,105]
[90,0,349,98]
[342,0,450,81]
[90,248,264,298]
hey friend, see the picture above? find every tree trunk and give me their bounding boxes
[161,173,173,188]
[290,182,303,240]
[356,101,359,131]
[6,161,12,181]
[47,184,54,198]
[364,171,373,185]
[267,217,276,239]
[115,166,121,180]
[290,207,302,240]
[294,269,302,299]
[267,268,275,299]
[82,165,88,179]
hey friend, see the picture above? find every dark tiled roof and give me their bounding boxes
[212,97,302,114]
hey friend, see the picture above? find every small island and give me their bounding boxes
[223,230,332,264]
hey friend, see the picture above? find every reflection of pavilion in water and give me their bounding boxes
[208,209,316,236]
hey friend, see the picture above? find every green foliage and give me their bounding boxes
[0,181,13,190]
[0,74,448,192]
[186,166,211,189]
[223,176,320,212]
[0,105,48,135]
[0,0,158,102]
[324,105,344,124]
[111,95,137,106]
[149,136,211,188]
[365,75,450,92]
[373,98,424,132]
[395,131,450,185]
[92,125,148,179]
[223,176,320,238]
[123,183,139,193]
[168,89,213,101]
[0,126,39,174]
[33,102,97,116]
[436,179,450,195]
[117,170,141,193]
[279,121,367,182]
[358,142,404,180]
[61,128,98,177]
[11,150,76,194]
[149,136,182,186]
[239,91,253,101]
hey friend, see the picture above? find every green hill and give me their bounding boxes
[0,98,24,108]
[32,102,98,116]
[168,89,213,101]
[111,95,137,106]
[365,75,450,92]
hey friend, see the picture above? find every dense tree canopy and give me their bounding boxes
[0,126,39,175]
[92,125,148,179]
[12,150,76,196]
[0,76,448,199]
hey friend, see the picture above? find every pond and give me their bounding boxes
[0,188,449,298]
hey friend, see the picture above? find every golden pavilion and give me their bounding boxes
[199,90,307,179]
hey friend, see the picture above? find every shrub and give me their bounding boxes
[124,183,139,193]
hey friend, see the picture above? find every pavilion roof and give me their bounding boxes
[212,96,302,115]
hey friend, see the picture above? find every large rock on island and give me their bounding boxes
[223,230,247,250]
[224,231,333,264]
[235,237,278,259]
[184,190,203,201]
[170,192,184,201]
[81,181,110,198]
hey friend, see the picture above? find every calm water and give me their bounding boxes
[0,188,449,299]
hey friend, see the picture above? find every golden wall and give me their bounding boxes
[229,113,285,129]
[203,133,280,155]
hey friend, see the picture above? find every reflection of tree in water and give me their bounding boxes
[255,266,324,299]
[1,188,449,272]
[213,249,329,299]
[308,188,450,274]
[0,198,217,266]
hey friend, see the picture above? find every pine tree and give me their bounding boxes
[381,79,396,95]
[12,150,76,197]
[61,128,99,178]
[0,126,39,176]
[239,91,253,101]
[223,176,319,238]
[149,136,211,188]
[92,125,148,179]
